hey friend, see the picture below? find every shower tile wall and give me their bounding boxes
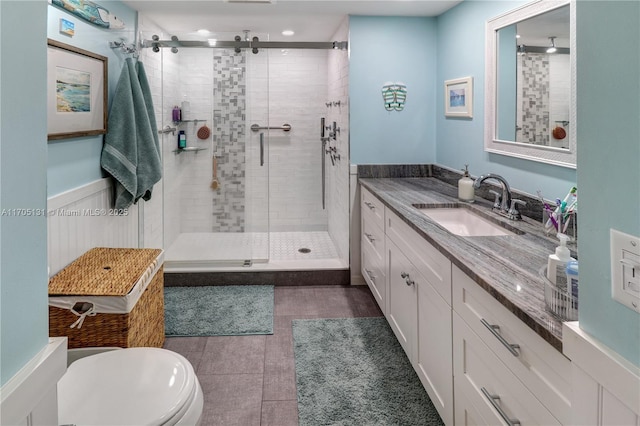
[138,18,182,251]
[326,18,350,263]
[518,53,550,145]
[169,49,248,234]
[516,52,570,149]
[247,49,329,233]
[138,18,167,249]
[548,54,570,149]
[211,51,247,232]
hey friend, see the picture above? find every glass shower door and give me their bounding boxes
[159,34,269,269]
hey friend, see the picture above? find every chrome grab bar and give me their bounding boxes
[250,123,292,132]
[158,125,177,135]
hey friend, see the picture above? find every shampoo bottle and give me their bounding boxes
[546,233,575,289]
[178,130,187,149]
[458,164,475,202]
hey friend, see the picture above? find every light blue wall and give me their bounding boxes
[349,16,438,164]
[0,1,49,386]
[435,1,576,198]
[47,1,137,197]
[576,1,640,366]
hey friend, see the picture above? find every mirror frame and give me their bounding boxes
[484,0,576,169]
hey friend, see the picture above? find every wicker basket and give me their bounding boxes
[49,247,165,349]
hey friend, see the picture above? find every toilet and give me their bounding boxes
[58,347,203,425]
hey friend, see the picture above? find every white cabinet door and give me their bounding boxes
[387,237,418,362]
[417,276,453,425]
[362,242,386,312]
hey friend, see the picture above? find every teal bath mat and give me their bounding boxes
[292,317,443,426]
[164,285,274,336]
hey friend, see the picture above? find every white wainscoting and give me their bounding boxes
[47,178,139,275]
[563,322,640,425]
[0,338,67,426]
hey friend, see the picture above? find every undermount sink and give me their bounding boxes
[414,206,517,237]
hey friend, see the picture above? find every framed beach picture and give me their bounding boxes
[444,76,473,118]
[47,39,108,140]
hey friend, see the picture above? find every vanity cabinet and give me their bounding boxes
[385,208,454,426]
[359,183,572,426]
[360,187,386,312]
[452,265,571,425]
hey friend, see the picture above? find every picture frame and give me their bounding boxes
[47,39,108,140]
[444,76,473,118]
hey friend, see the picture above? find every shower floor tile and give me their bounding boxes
[164,231,346,272]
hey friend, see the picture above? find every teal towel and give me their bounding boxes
[101,59,162,210]
[135,61,161,202]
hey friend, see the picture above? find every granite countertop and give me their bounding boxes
[360,177,574,353]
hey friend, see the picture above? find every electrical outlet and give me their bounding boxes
[611,229,640,312]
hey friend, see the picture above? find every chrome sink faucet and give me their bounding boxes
[473,173,526,220]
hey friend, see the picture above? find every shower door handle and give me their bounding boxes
[259,132,265,166]
[321,118,326,210]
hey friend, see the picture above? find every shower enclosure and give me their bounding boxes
[146,32,350,274]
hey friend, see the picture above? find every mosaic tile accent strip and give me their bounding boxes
[212,50,247,232]
[518,53,550,146]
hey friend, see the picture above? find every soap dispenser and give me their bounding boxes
[546,233,575,288]
[458,165,475,202]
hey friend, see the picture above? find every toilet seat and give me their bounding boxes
[58,347,202,426]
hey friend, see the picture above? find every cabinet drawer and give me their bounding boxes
[362,242,386,314]
[361,187,385,229]
[386,208,452,305]
[452,265,571,425]
[362,213,384,259]
[453,313,561,426]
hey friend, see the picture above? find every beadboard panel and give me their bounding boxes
[0,338,67,426]
[47,178,139,275]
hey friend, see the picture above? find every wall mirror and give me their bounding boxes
[485,0,576,168]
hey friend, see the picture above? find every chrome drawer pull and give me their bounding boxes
[364,233,375,242]
[481,318,520,357]
[364,201,375,210]
[400,272,415,286]
[481,387,521,426]
[364,269,376,281]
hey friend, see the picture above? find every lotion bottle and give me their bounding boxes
[458,165,475,202]
[546,233,575,288]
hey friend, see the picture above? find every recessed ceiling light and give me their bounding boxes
[197,29,211,35]
[282,30,295,37]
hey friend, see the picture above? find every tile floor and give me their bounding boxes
[163,285,383,426]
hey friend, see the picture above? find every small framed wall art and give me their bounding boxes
[444,76,473,118]
[47,39,108,140]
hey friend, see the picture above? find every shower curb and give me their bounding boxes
[164,269,350,287]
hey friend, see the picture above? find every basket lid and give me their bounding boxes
[49,248,163,296]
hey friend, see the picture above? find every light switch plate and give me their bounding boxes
[611,229,640,312]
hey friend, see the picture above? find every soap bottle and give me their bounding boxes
[458,164,475,202]
[178,130,186,149]
[172,106,181,122]
[546,233,575,289]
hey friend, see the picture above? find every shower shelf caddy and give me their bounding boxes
[172,146,208,155]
